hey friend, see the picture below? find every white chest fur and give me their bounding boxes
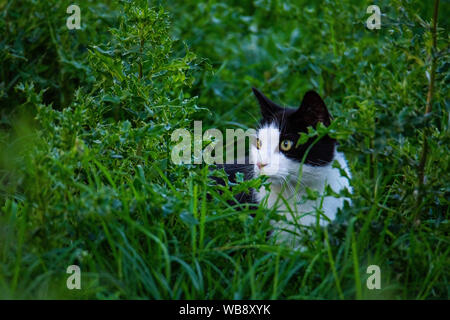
[254,149,351,227]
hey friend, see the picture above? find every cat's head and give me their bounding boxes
[250,88,336,182]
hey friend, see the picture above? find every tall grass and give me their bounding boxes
[0,0,448,299]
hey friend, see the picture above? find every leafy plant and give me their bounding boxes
[0,0,448,299]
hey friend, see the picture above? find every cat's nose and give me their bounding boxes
[257,162,267,169]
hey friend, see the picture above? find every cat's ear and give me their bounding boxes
[252,87,283,119]
[295,90,331,127]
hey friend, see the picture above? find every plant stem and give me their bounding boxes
[139,37,144,79]
[416,0,440,215]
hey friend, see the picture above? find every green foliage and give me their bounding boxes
[0,0,448,299]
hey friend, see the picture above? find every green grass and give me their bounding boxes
[0,0,448,299]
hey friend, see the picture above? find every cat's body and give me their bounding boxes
[215,88,351,244]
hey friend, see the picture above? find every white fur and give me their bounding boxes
[250,123,352,244]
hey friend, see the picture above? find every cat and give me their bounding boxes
[213,88,352,245]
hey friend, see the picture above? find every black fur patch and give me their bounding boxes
[209,157,256,206]
[252,88,336,166]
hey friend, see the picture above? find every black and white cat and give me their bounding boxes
[216,88,351,243]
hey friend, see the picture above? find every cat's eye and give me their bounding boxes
[280,139,293,151]
[256,138,262,150]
